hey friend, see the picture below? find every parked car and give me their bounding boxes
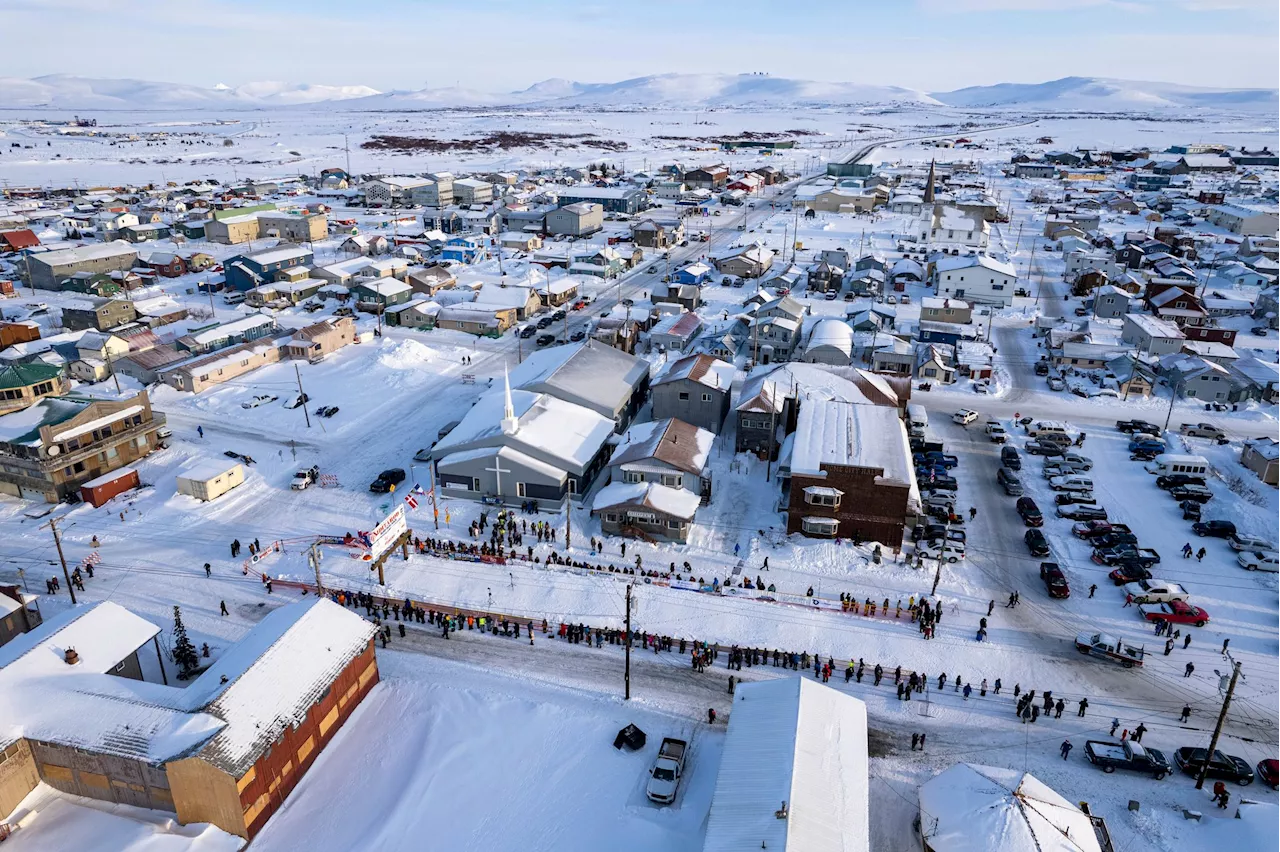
[1109,562,1154,585]
[1060,452,1092,470]
[919,541,966,563]
[1025,529,1051,557]
[1123,580,1189,605]
[1139,600,1209,627]
[1093,546,1160,567]
[519,325,537,338]
[1170,484,1213,504]
[1180,500,1202,521]
[1039,562,1069,598]
[1046,376,1066,391]
[536,334,557,347]
[1192,520,1236,538]
[919,474,958,492]
[923,524,966,545]
[1238,550,1280,572]
[369,468,407,493]
[924,451,958,469]
[997,467,1023,496]
[1128,439,1166,455]
[1001,446,1022,470]
[291,465,320,491]
[1058,504,1107,521]
[1073,521,1131,540]
[1179,423,1226,440]
[1116,419,1158,434]
[1094,532,1138,549]
[1054,490,1096,507]
[1084,740,1169,777]
[1227,533,1275,552]
[645,737,688,804]
[1034,361,1050,376]
[952,409,979,425]
[1156,473,1206,490]
[1016,497,1043,527]
[1172,748,1254,785]
[1026,439,1066,457]
[1044,462,1089,478]
[569,330,586,342]
[1257,759,1279,790]
[986,422,1007,443]
[241,394,278,409]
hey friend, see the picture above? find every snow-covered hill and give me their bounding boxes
[0,73,1273,113]
[0,74,380,109]
[932,76,1278,112]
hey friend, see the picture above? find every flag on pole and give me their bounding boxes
[413,484,426,495]
[404,494,419,510]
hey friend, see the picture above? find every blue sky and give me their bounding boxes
[1,0,1276,91]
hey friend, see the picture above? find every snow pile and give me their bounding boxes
[375,338,438,373]
[2,784,242,852]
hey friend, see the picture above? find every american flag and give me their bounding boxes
[404,494,419,510]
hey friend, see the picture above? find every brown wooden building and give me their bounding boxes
[783,398,914,548]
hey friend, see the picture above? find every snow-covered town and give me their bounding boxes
[0,6,1277,851]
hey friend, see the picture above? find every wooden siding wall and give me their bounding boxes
[167,756,245,839]
[27,739,171,811]
[0,740,39,816]
[238,641,379,838]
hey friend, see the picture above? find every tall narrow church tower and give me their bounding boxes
[923,159,937,204]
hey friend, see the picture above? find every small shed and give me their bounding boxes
[177,459,245,502]
[79,467,140,507]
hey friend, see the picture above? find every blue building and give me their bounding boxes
[1128,173,1172,191]
[441,236,484,264]
[224,245,314,291]
[554,186,646,215]
[673,261,713,286]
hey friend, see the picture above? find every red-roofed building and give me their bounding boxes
[0,229,39,253]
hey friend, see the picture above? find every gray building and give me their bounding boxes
[1122,314,1186,356]
[61,297,139,332]
[545,202,604,237]
[510,340,650,432]
[26,242,138,291]
[554,186,646,215]
[606,417,714,501]
[432,379,615,508]
[1092,285,1133,320]
[651,353,734,434]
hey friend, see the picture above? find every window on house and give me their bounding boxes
[661,474,681,488]
[624,471,643,484]
[470,478,480,492]
[516,483,526,498]
[678,392,690,401]
[803,487,842,508]
[667,520,683,530]
[701,393,712,402]
[801,517,839,537]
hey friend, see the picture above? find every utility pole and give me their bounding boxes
[42,517,76,604]
[563,491,571,551]
[1196,660,1242,789]
[343,134,351,178]
[294,365,311,428]
[309,541,324,595]
[427,462,440,530]
[624,583,633,700]
[1163,376,1182,432]
[104,347,121,394]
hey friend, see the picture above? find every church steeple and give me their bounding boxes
[923,159,936,203]
[501,366,518,436]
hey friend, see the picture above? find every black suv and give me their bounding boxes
[1157,473,1206,490]
[1192,520,1236,538]
[1016,497,1043,527]
[1000,446,1021,471]
[369,468,407,493]
[1173,748,1255,785]
[1170,484,1213,504]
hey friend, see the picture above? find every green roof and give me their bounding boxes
[0,397,89,447]
[0,363,64,392]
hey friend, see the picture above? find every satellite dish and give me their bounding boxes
[46,445,61,456]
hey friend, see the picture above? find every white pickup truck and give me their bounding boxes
[1075,631,1144,668]
[646,737,688,804]
[1122,579,1189,605]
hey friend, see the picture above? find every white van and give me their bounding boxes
[921,541,966,563]
[907,404,929,433]
[1027,420,1070,440]
[223,291,247,305]
[1144,454,1210,477]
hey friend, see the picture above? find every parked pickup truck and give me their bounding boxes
[1084,739,1169,778]
[291,465,320,491]
[1076,632,1145,668]
[1073,521,1131,540]
[1122,579,1189,605]
[1092,546,1160,567]
[646,737,688,804]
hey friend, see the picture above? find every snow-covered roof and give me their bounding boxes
[0,602,158,683]
[31,240,136,267]
[807,319,854,353]
[609,418,713,475]
[240,244,311,266]
[509,340,648,420]
[191,598,376,776]
[355,279,413,297]
[591,481,701,520]
[177,457,242,483]
[654,353,734,392]
[434,388,615,472]
[185,314,275,346]
[703,678,868,852]
[791,397,912,486]
[933,254,1016,277]
[474,283,536,309]
[918,764,1102,852]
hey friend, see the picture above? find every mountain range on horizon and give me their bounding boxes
[0,72,1275,113]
